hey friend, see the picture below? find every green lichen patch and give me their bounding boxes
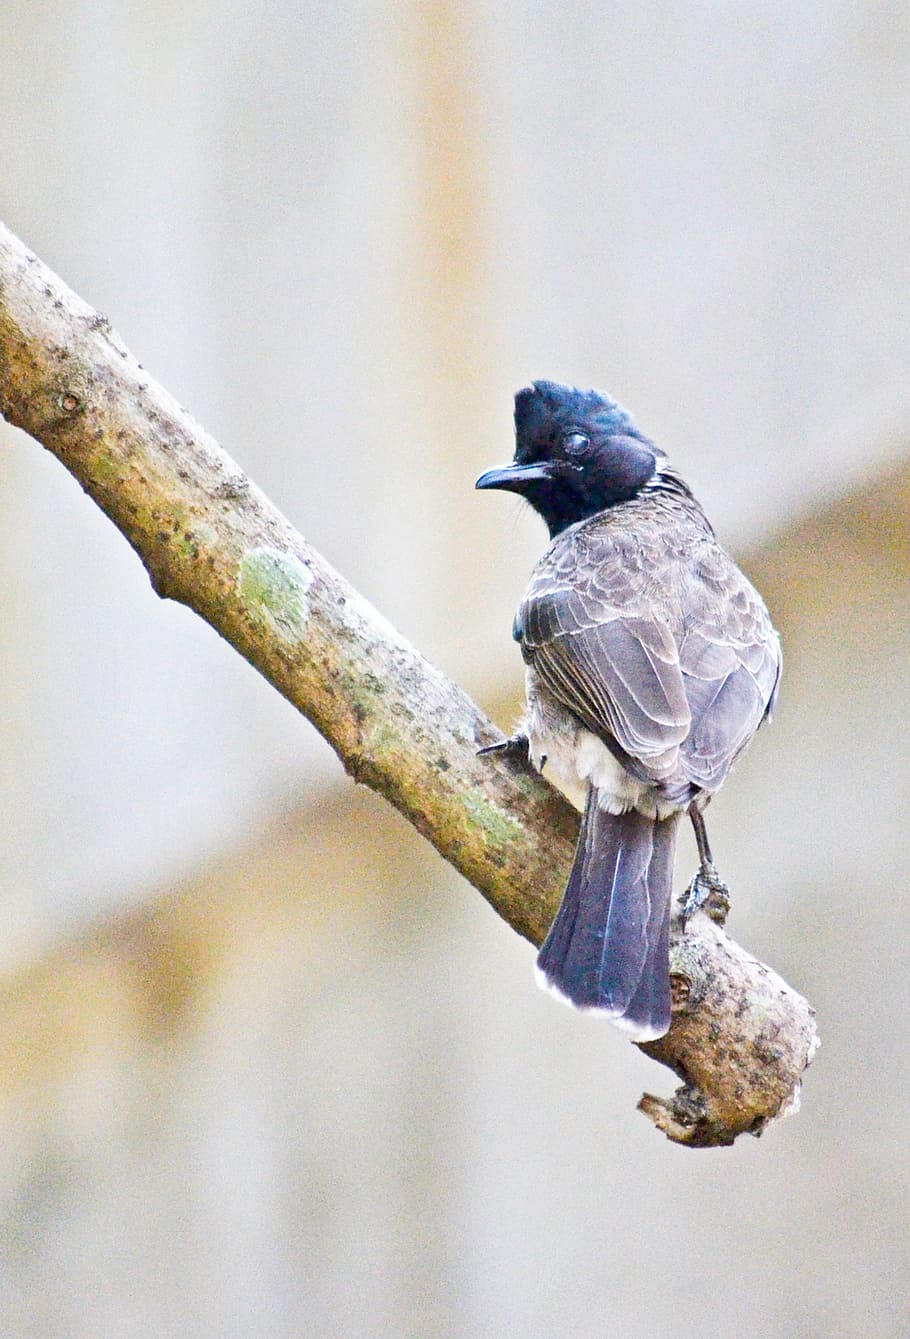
[461,789,525,850]
[238,546,314,642]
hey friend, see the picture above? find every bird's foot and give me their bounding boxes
[681,864,730,926]
[476,731,531,765]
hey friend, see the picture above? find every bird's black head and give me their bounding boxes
[476,380,662,538]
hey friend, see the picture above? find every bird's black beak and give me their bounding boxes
[475,461,559,493]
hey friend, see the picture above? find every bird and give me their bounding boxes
[475,380,781,1042]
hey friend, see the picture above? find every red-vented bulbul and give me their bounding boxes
[476,381,781,1041]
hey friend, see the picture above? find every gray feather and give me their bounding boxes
[518,492,781,800]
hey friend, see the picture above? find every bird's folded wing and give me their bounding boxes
[677,569,781,790]
[519,584,691,781]
[518,545,781,794]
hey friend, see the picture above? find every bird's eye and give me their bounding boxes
[562,431,589,456]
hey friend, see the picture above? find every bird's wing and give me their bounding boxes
[518,551,691,783]
[676,550,781,791]
[518,527,780,794]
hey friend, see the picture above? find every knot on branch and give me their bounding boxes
[638,909,818,1146]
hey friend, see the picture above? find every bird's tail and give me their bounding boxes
[536,791,679,1042]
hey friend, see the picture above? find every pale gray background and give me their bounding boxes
[0,2,908,1336]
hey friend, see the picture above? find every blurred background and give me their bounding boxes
[1,2,909,1335]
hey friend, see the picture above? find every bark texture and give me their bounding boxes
[0,220,817,1145]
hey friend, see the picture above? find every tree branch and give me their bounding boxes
[0,221,817,1146]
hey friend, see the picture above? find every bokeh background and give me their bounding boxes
[1,3,909,1335]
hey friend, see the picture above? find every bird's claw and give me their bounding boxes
[681,865,731,925]
[476,731,531,764]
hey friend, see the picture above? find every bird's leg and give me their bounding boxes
[682,805,730,925]
[476,730,532,765]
